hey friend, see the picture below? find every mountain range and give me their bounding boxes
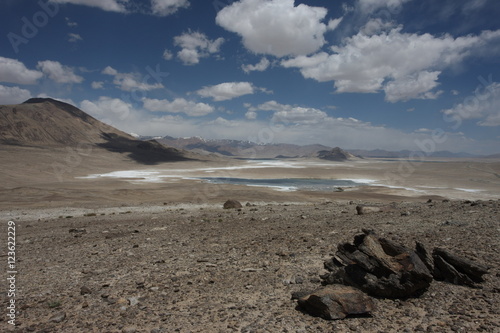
[0,98,495,162]
[146,135,488,159]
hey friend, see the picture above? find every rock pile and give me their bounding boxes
[321,229,433,298]
[296,229,490,320]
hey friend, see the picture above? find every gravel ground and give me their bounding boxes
[1,199,499,333]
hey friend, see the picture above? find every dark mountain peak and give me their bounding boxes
[318,147,358,161]
[24,97,62,104]
[23,98,94,123]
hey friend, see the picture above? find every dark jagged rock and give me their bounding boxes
[415,242,434,273]
[432,248,489,287]
[321,230,433,298]
[297,285,375,320]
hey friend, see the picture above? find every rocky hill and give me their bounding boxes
[317,147,359,161]
[0,98,191,164]
[0,98,134,147]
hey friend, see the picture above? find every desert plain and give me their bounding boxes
[1,145,499,332]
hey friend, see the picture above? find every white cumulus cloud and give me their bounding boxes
[37,60,84,83]
[80,96,133,123]
[282,28,500,101]
[384,71,443,102]
[91,81,104,89]
[327,17,343,31]
[358,0,411,15]
[174,31,224,65]
[196,82,255,101]
[252,100,329,125]
[0,85,31,105]
[49,0,128,13]
[245,111,258,120]
[0,57,43,85]
[102,66,164,91]
[216,0,329,57]
[242,57,270,74]
[68,33,83,43]
[162,49,174,60]
[442,81,500,127]
[151,0,189,16]
[143,97,214,116]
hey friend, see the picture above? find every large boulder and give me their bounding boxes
[296,285,375,320]
[223,199,242,209]
[321,230,433,298]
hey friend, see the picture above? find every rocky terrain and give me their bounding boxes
[1,98,499,333]
[1,199,499,332]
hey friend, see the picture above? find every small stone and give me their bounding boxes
[80,286,92,295]
[69,228,86,233]
[117,298,128,305]
[355,204,395,215]
[294,275,305,284]
[128,296,139,306]
[151,329,166,333]
[241,268,260,272]
[122,327,137,333]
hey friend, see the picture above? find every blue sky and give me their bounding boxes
[1,0,499,154]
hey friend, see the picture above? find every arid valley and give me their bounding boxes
[1,99,499,333]
[2,0,500,331]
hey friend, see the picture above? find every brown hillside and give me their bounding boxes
[0,98,192,164]
[0,98,134,147]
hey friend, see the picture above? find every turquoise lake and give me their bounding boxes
[199,177,368,191]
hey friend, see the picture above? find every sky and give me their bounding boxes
[0,0,500,154]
